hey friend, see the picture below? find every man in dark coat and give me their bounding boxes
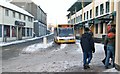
[80,28,95,69]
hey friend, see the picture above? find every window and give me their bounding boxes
[12,26,16,37]
[100,23,103,34]
[28,16,32,22]
[22,27,25,37]
[106,1,110,13]
[74,18,75,23]
[19,13,21,19]
[84,13,86,20]
[27,28,29,36]
[5,9,9,16]
[90,9,92,18]
[13,11,15,18]
[95,24,98,34]
[96,6,98,16]
[0,25,2,37]
[100,4,104,15]
[87,11,89,19]
[24,15,26,20]
[68,21,70,24]
[30,28,32,36]
[4,25,10,37]
[76,16,79,23]
[80,15,82,21]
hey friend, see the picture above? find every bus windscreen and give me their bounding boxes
[58,28,74,37]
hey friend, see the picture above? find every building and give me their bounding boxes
[67,0,120,70]
[67,0,116,41]
[11,0,47,37]
[0,1,34,42]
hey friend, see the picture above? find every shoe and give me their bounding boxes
[109,63,111,65]
[102,60,105,65]
[105,66,109,69]
[86,64,90,68]
[84,65,88,69]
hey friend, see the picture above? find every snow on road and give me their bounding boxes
[22,42,53,53]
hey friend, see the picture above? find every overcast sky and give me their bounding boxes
[33,0,77,25]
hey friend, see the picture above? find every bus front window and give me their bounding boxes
[58,28,74,37]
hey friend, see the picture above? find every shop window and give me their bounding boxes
[96,6,98,16]
[30,28,32,36]
[0,25,2,37]
[22,27,25,37]
[27,28,29,36]
[12,26,16,37]
[106,1,110,13]
[96,24,98,34]
[100,4,104,15]
[100,23,103,34]
[4,25,10,37]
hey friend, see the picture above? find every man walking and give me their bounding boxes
[80,27,95,69]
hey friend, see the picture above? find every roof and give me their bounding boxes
[0,1,34,17]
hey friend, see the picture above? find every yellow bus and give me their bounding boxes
[54,24,76,44]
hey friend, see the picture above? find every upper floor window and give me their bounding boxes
[80,14,82,21]
[84,13,86,20]
[106,1,110,13]
[100,4,104,15]
[90,9,92,18]
[87,11,89,19]
[24,15,26,20]
[5,9,9,16]
[96,6,98,16]
[13,11,15,18]
[28,16,32,22]
[19,13,21,19]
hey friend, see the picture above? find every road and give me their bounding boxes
[2,40,119,72]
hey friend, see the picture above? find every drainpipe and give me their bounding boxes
[2,7,4,42]
[70,11,72,24]
[115,0,120,71]
[75,6,77,24]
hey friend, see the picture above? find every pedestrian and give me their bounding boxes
[105,27,116,69]
[102,31,112,65]
[80,27,95,69]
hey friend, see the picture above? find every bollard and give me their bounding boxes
[43,37,47,45]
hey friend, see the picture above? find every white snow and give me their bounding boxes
[0,1,33,17]
[103,68,119,72]
[60,44,67,49]
[76,40,82,53]
[22,41,53,53]
[75,40,104,53]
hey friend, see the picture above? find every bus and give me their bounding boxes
[54,24,76,44]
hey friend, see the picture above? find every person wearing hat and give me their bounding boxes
[80,27,95,69]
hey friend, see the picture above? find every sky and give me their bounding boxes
[33,0,77,25]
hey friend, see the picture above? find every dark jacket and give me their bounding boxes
[80,32,95,53]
